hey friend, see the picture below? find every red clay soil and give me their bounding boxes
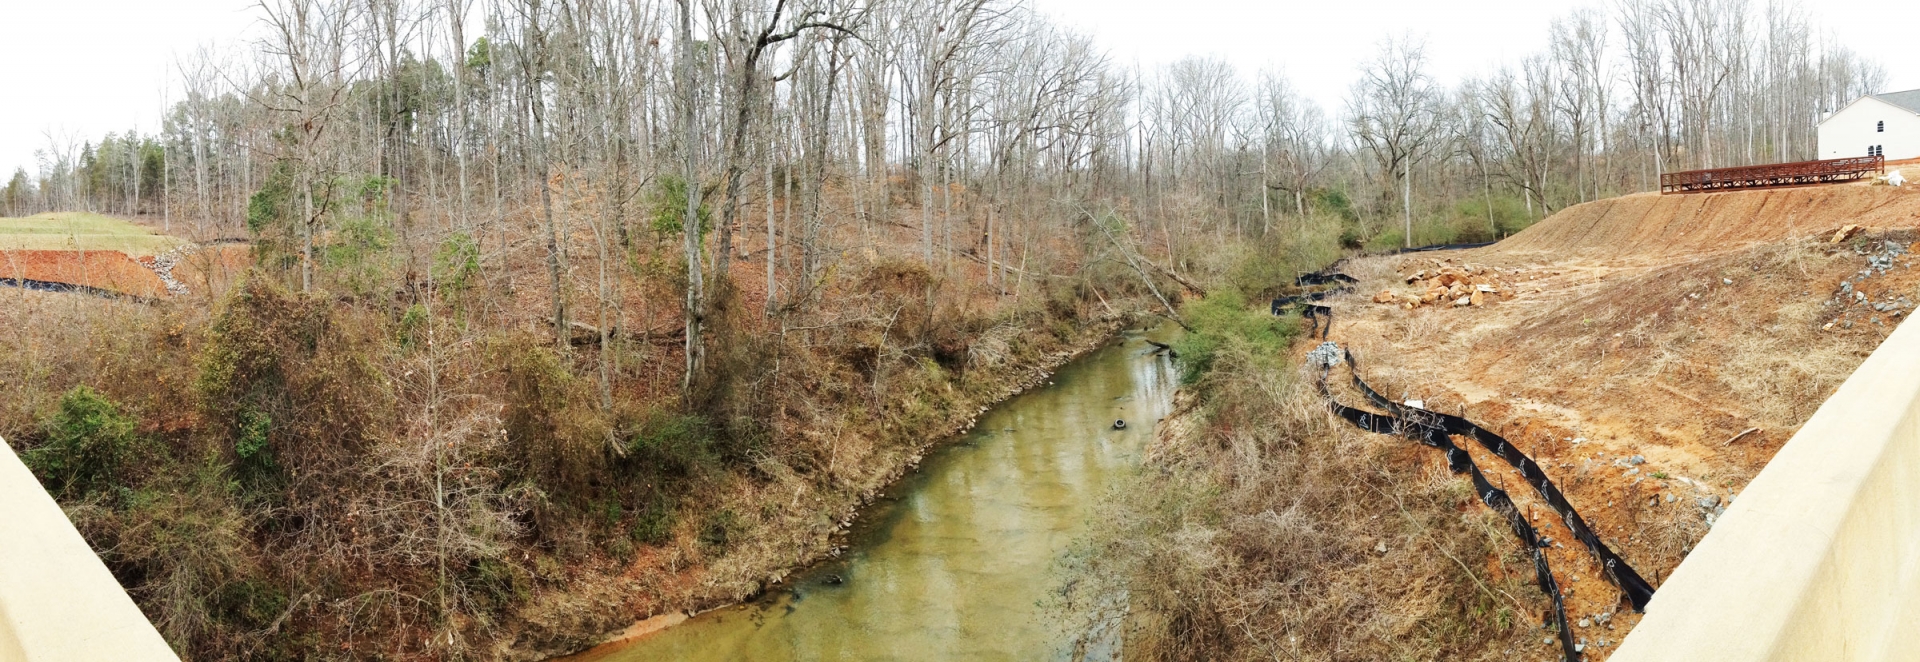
[0,249,169,298]
[1486,176,1920,262]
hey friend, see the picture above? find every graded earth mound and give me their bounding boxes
[0,249,170,298]
[1483,172,1920,262]
[0,213,248,299]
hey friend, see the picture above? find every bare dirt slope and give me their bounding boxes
[1316,180,1920,660]
[1487,169,1920,262]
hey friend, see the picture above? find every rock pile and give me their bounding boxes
[1821,239,1915,330]
[1372,259,1517,309]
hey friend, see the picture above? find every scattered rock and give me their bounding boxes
[1723,278,1733,285]
[1832,224,1864,243]
[1390,258,1520,310]
[1374,541,1387,553]
[1629,455,1645,465]
[1373,290,1396,304]
[1697,495,1721,509]
[1579,618,1592,628]
[1306,342,1344,369]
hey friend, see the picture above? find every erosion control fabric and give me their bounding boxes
[1341,349,1656,612]
[1275,266,1354,338]
[1314,346,1658,662]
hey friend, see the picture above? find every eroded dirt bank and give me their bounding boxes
[1314,183,1920,658]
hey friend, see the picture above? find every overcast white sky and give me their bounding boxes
[5,0,1919,176]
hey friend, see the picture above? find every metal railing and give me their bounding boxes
[1659,155,1884,194]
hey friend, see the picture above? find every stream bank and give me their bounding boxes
[563,323,1183,661]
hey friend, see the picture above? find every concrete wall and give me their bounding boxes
[1819,97,1920,161]
[1613,315,1920,661]
[0,437,178,662]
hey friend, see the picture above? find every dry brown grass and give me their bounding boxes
[1312,229,1920,658]
[1061,339,1553,662]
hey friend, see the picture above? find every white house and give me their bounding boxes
[1818,89,1920,161]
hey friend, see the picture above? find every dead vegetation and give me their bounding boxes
[0,211,1160,660]
[1061,340,1546,661]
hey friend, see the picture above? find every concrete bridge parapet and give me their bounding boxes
[0,437,177,662]
[1615,316,1920,660]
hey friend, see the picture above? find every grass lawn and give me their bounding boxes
[0,212,186,256]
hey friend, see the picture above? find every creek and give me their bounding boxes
[574,327,1181,661]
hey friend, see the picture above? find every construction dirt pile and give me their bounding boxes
[1484,173,1920,262]
[1308,177,1920,661]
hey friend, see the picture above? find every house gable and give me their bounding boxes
[1818,94,1920,160]
[1820,95,1920,129]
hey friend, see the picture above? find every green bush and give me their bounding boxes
[1365,228,1406,253]
[649,175,711,237]
[24,385,141,497]
[1227,214,1344,298]
[1171,289,1299,384]
[434,232,482,293]
[631,496,677,545]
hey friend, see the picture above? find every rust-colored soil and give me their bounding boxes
[1487,169,1920,262]
[0,249,170,298]
[1313,180,1920,659]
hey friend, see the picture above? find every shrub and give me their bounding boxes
[501,343,608,508]
[24,385,141,497]
[649,175,712,237]
[1171,289,1298,384]
[699,508,742,554]
[196,275,387,494]
[624,411,719,478]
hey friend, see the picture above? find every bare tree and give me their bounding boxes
[1349,36,1440,247]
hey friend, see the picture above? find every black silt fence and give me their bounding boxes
[1341,350,1656,613]
[1391,241,1498,254]
[1273,269,1353,340]
[1319,372,1581,662]
[1300,304,1332,339]
[0,277,158,304]
[1297,271,1359,286]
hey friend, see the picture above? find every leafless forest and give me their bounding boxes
[0,0,1888,658]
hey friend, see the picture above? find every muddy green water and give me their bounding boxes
[585,329,1180,661]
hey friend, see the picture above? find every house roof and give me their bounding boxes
[1872,88,1920,114]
